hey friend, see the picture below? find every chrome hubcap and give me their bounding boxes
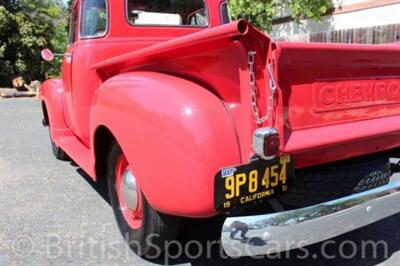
[120,170,138,211]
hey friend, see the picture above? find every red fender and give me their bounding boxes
[40,79,72,139]
[91,72,241,217]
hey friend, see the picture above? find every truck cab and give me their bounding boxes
[41,0,400,258]
[61,0,229,147]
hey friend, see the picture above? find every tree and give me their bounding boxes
[0,0,68,86]
[229,0,331,32]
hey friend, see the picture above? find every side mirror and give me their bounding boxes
[41,48,54,62]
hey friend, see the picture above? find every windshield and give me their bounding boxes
[126,0,209,27]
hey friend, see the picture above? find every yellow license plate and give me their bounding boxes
[214,155,295,214]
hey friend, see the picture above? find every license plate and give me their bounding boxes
[214,155,295,214]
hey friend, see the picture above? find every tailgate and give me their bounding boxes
[273,42,400,165]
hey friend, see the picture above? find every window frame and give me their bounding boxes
[80,0,110,40]
[124,0,210,29]
[220,1,231,25]
[68,3,79,46]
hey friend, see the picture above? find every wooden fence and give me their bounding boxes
[278,23,400,44]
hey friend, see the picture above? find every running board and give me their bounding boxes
[54,135,94,177]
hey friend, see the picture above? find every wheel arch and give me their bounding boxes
[39,79,69,139]
[90,71,241,217]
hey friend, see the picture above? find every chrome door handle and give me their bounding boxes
[64,52,73,64]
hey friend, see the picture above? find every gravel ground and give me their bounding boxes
[0,98,399,265]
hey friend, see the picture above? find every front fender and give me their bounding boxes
[40,79,71,139]
[91,72,241,217]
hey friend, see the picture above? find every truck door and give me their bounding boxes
[69,0,108,146]
[62,0,108,146]
[61,3,79,132]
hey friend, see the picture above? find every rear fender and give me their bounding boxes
[40,79,71,139]
[91,72,241,217]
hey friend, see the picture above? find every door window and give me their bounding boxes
[81,0,108,38]
[68,5,78,45]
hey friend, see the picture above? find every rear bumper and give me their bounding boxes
[221,180,400,257]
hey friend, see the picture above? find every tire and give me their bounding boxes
[49,130,69,161]
[107,143,179,258]
[281,154,391,208]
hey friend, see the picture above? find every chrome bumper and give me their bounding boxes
[221,180,400,257]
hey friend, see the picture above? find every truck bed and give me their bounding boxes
[94,20,400,168]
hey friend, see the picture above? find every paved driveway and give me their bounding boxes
[0,98,399,265]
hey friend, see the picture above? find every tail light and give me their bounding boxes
[252,128,280,160]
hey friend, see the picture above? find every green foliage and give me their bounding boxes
[229,0,331,32]
[0,0,330,86]
[0,0,68,86]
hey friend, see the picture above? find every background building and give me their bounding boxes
[271,0,400,43]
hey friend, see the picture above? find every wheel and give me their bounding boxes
[51,140,69,161]
[281,154,391,208]
[107,143,179,257]
[48,130,69,161]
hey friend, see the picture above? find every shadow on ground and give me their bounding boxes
[76,167,110,205]
[160,215,400,266]
[75,166,400,266]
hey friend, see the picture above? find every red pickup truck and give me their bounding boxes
[41,0,400,258]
